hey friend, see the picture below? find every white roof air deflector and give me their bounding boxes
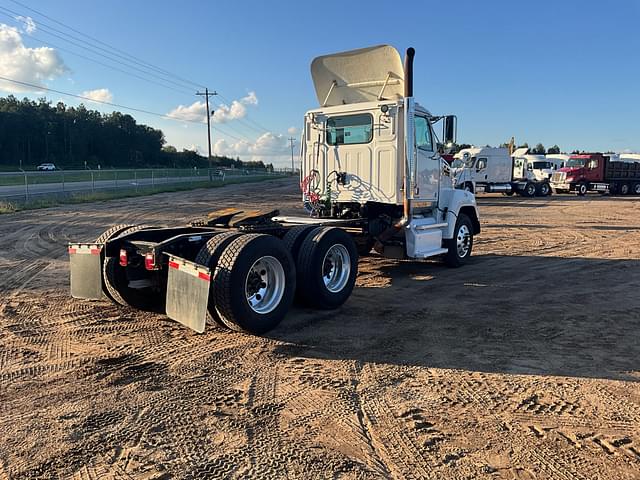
[311,45,404,107]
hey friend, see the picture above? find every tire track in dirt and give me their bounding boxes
[1,183,640,478]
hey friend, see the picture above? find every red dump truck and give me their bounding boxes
[550,153,640,196]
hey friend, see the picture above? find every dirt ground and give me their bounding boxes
[0,178,639,479]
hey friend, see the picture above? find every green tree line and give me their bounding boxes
[0,96,271,170]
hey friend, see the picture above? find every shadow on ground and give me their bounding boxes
[271,254,640,381]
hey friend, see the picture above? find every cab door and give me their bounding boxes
[414,115,439,201]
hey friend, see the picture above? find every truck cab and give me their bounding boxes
[301,45,480,260]
[551,154,605,194]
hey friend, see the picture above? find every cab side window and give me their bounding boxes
[415,116,433,151]
[476,157,487,170]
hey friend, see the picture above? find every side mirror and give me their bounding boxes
[444,115,456,144]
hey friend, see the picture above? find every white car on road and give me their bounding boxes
[36,163,57,171]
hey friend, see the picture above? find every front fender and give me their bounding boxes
[441,189,480,239]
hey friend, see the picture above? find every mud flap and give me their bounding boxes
[165,255,211,333]
[69,243,104,299]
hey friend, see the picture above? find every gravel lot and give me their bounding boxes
[1,178,638,479]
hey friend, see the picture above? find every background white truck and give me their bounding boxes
[68,45,480,336]
[452,147,552,196]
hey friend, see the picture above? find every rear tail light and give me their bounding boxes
[119,249,128,267]
[145,252,156,270]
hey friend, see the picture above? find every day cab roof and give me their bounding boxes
[454,147,509,159]
[310,45,405,107]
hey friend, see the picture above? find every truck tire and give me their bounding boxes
[194,232,243,327]
[620,183,630,195]
[213,234,296,334]
[537,182,551,197]
[523,183,536,197]
[633,183,640,195]
[444,213,473,268]
[576,182,588,196]
[282,225,318,261]
[296,227,358,309]
[102,225,160,310]
[95,224,135,244]
[95,224,135,302]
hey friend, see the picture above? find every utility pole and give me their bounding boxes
[289,137,296,174]
[196,88,217,181]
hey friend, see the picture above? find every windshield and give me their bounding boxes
[326,113,373,145]
[532,161,550,169]
[566,158,586,168]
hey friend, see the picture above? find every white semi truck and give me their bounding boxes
[67,45,480,335]
[453,147,552,196]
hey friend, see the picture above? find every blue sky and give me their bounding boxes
[0,0,638,165]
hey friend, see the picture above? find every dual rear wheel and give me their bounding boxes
[195,226,358,334]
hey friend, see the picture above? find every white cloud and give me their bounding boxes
[213,132,289,157]
[80,88,113,103]
[0,23,68,93]
[213,100,247,123]
[167,100,207,122]
[241,91,258,105]
[166,91,259,124]
[212,91,259,124]
[287,126,298,135]
[15,16,36,35]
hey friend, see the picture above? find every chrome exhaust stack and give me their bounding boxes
[374,47,416,254]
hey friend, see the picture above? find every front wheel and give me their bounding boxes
[444,214,473,268]
[576,182,588,196]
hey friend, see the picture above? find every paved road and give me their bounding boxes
[0,173,234,198]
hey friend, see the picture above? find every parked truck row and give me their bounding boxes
[451,147,640,197]
[451,147,560,197]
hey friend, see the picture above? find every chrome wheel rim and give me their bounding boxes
[634,185,640,194]
[457,224,471,258]
[245,256,285,314]
[322,244,351,293]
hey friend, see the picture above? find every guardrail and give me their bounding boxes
[0,168,286,204]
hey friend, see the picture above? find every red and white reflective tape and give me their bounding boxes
[168,257,210,282]
[68,244,101,255]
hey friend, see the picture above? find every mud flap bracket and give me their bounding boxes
[69,243,104,299]
[165,255,211,333]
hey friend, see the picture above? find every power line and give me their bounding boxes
[6,0,204,90]
[0,74,200,122]
[0,7,196,94]
[0,74,253,145]
[0,8,273,144]
[2,8,275,142]
[0,25,195,96]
